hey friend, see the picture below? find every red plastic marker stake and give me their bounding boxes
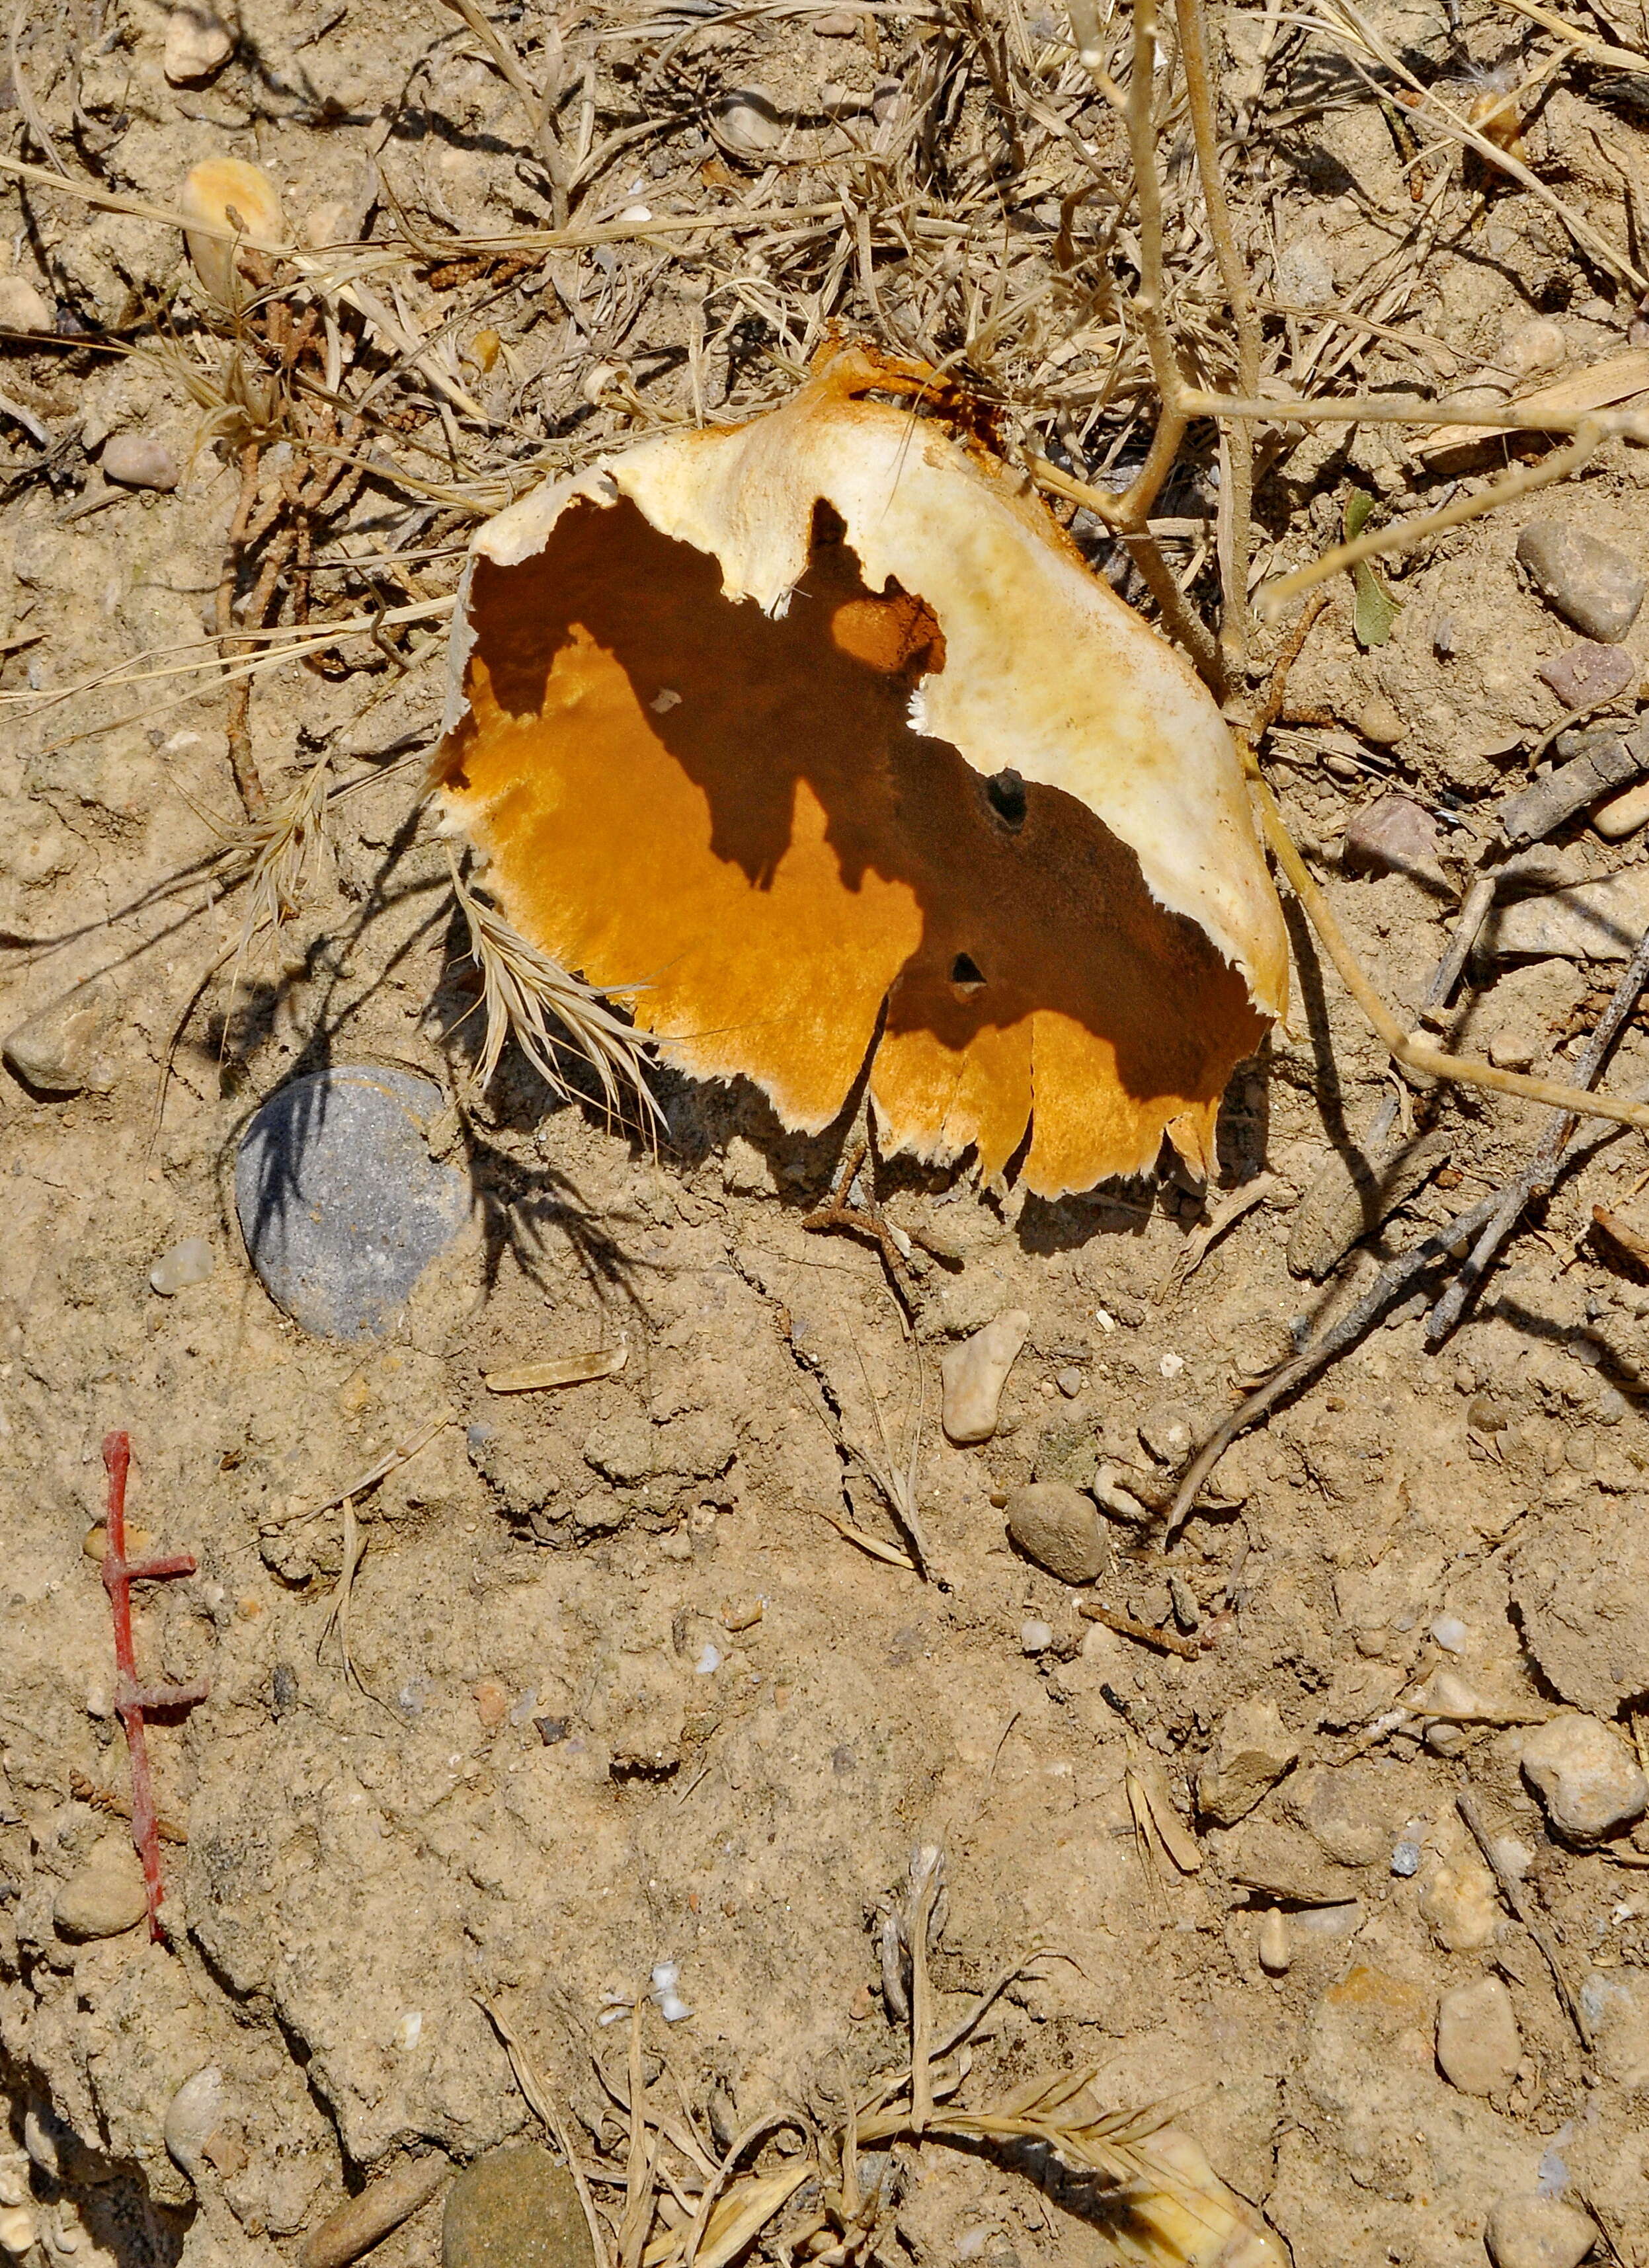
[100,1433,208,1942]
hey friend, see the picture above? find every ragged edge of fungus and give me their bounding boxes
[432,352,1289,1194]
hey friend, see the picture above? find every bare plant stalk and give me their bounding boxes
[1425,918,1649,1343]
[1026,455,1221,684]
[1258,423,1603,611]
[216,442,269,818]
[1110,0,1189,535]
[1172,0,1259,678]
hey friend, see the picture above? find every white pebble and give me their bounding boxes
[1158,1350,1185,1378]
[164,0,235,83]
[0,2158,24,2209]
[940,1308,1029,1444]
[393,2010,422,2051]
[650,1962,679,1991]
[1020,1618,1053,1655]
[1431,1614,1468,1653]
[163,2066,224,2181]
[1521,1712,1649,1840]
[1257,1909,1291,1974]
[0,2206,35,2257]
[694,1643,721,1675]
[657,1991,692,2023]
[1093,1307,1116,1333]
[150,1236,215,1295]
[714,87,783,153]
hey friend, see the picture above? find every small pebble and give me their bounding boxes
[1273,238,1335,302]
[1137,1403,1192,1463]
[1583,1966,1649,2085]
[304,2165,452,2268]
[442,2146,592,2268]
[101,434,181,491]
[150,1237,214,1296]
[1004,1481,1105,1584]
[471,1680,508,1731]
[1055,1365,1082,1398]
[1020,1618,1054,1655]
[52,1839,147,1941]
[235,1066,471,1339]
[1342,791,1441,880]
[1197,1699,1299,1826]
[1429,1615,1468,1653]
[1520,1711,1649,1840]
[1517,517,1646,643]
[940,1309,1029,1444]
[694,1643,720,1675]
[713,87,783,153]
[163,2068,225,2181]
[1593,775,1649,840]
[1417,1854,1500,1951]
[1436,1975,1521,2095]
[2,983,111,1095]
[1537,639,1636,711]
[1485,2194,1597,2268]
[164,0,235,83]
[1256,1908,1291,1975]
[0,276,52,332]
[1500,316,1567,377]
[811,6,865,28]
[0,2207,35,2258]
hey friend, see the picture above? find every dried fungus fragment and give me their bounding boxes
[434,352,1287,1196]
[180,158,283,310]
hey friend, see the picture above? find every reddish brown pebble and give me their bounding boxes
[300,2156,452,2268]
[101,434,181,491]
[1342,791,1441,881]
[1537,641,1636,711]
[471,1680,509,1731]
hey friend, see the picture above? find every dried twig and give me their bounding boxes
[1426,921,1649,1343]
[1457,1788,1593,2050]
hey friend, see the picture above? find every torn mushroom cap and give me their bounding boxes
[433,349,1289,1197]
[180,158,284,309]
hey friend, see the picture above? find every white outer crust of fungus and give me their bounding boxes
[463,383,1288,1026]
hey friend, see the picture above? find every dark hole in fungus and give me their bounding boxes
[950,953,986,996]
[984,767,1027,831]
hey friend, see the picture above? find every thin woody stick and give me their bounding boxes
[1258,424,1603,611]
[1026,455,1222,684]
[1248,771,1649,1135]
[1172,0,1259,677]
[1111,0,1189,536]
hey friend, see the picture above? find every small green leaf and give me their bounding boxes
[1342,485,1402,648]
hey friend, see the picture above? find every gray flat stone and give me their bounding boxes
[1518,517,1646,643]
[1484,865,1649,960]
[235,1066,470,1339]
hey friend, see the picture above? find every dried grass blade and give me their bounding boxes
[447,852,659,1129]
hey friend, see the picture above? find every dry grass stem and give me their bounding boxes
[447,852,659,1131]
